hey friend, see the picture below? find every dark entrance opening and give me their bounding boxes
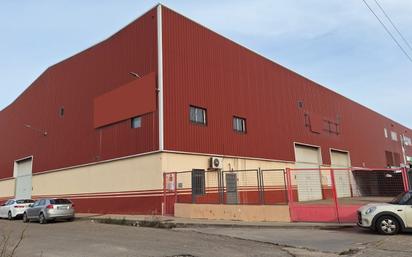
[408,169,412,191]
[225,173,238,204]
[352,170,404,197]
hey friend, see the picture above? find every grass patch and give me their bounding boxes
[96,217,132,226]
[138,219,176,229]
[94,216,176,229]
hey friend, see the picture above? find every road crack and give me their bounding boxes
[174,228,359,257]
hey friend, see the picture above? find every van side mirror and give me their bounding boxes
[29,204,34,207]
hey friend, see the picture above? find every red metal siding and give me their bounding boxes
[93,72,157,128]
[162,7,412,168]
[0,8,159,179]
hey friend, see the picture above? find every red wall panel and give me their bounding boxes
[93,72,157,128]
[0,8,159,179]
[309,113,323,134]
[162,7,412,168]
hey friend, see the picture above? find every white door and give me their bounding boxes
[330,150,351,198]
[294,145,323,202]
[14,158,33,199]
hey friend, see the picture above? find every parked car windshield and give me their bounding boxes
[50,199,72,205]
[390,192,412,205]
[16,199,34,204]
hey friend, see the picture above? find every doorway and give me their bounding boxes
[14,157,33,199]
[225,173,238,204]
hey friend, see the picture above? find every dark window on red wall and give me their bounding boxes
[233,116,246,133]
[393,153,401,167]
[131,116,142,128]
[59,107,65,117]
[190,106,207,125]
[385,151,401,167]
[385,151,394,166]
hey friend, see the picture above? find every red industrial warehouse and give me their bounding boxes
[0,4,411,223]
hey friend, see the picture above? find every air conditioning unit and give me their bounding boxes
[209,157,223,169]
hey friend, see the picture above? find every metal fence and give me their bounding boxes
[162,168,286,215]
[287,167,410,223]
[163,167,410,223]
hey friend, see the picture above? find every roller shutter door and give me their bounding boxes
[294,145,322,201]
[331,150,351,198]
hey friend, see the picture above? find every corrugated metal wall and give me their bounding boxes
[1,5,410,182]
[162,7,411,168]
[0,8,159,179]
[93,72,157,128]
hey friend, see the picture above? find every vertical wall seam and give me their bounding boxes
[157,4,164,151]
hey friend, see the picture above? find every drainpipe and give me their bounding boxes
[401,135,407,166]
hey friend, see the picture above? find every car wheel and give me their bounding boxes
[376,216,400,235]
[67,217,74,222]
[39,213,47,224]
[23,213,29,223]
[8,211,13,221]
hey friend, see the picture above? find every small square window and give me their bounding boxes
[391,131,398,141]
[190,106,207,125]
[233,116,246,133]
[403,135,411,146]
[131,116,142,128]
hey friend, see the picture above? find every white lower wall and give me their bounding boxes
[1,151,294,203]
[32,153,163,196]
[161,152,294,171]
[0,179,15,200]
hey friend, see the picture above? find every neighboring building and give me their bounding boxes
[0,5,411,214]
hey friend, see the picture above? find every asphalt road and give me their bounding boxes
[178,226,412,257]
[0,219,411,257]
[0,219,287,257]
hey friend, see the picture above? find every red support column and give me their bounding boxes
[402,167,409,192]
[286,168,294,204]
[162,172,167,216]
[174,172,178,206]
[330,169,340,223]
[285,168,295,221]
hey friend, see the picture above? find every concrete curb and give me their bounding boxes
[75,215,356,230]
[172,223,355,230]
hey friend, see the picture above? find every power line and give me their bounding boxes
[362,0,412,63]
[374,0,412,52]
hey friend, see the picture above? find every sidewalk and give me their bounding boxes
[76,213,355,229]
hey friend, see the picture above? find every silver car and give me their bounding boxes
[23,198,75,224]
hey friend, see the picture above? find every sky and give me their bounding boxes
[0,0,411,127]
